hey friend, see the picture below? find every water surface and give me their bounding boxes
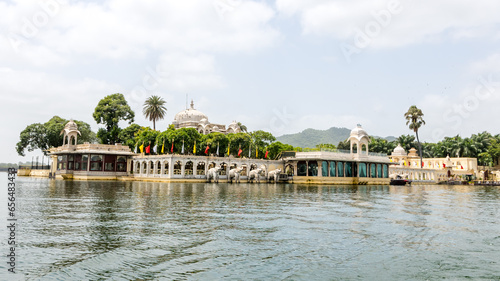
[1,175,500,280]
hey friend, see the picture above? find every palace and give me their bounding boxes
[172,100,241,135]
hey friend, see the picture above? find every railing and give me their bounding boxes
[19,165,51,170]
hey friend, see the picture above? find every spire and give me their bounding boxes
[190,99,194,109]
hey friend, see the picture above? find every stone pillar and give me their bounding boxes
[181,160,185,177]
[317,161,322,177]
[193,162,197,177]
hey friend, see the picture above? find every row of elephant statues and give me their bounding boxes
[207,165,282,183]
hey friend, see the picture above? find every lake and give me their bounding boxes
[1,174,499,280]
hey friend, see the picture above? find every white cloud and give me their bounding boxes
[276,0,500,48]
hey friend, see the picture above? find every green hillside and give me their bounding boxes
[277,127,396,148]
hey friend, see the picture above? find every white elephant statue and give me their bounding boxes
[267,168,282,182]
[228,167,244,183]
[207,167,221,183]
[248,168,264,183]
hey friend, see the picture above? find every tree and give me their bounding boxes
[237,122,248,133]
[396,135,416,152]
[16,116,96,156]
[134,127,161,153]
[93,93,135,144]
[118,124,142,150]
[143,95,167,131]
[315,143,336,151]
[404,105,425,168]
[267,141,295,160]
[337,139,350,150]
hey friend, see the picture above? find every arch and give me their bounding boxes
[285,164,294,176]
[174,161,182,175]
[149,161,154,174]
[220,162,228,175]
[142,162,147,174]
[155,160,161,174]
[185,161,194,175]
[196,162,205,175]
[361,144,368,155]
[240,164,248,176]
[163,161,169,174]
[135,161,141,174]
[208,162,216,169]
[250,163,258,171]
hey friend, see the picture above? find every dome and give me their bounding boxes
[64,119,78,131]
[350,124,369,139]
[173,100,208,125]
[392,144,407,156]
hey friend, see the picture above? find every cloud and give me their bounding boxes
[276,0,500,48]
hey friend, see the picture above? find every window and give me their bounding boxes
[377,164,382,178]
[322,161,328,177]
[337,162,344,177]
[383,164,388,178]
[67,155,74,170]
[116,156,127,172]
[90,155,103,171]
[81,155,88,171]
[345,162,352,177]
[370,164,376,178]
[297,161,307,176]
[104,155,116,171]
[308,161,318,176]
[329,161,336,177]
[359,163,367,177]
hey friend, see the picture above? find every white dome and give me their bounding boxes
[392,144,407,156]
[350,124,368,138]
[173,100,208,124]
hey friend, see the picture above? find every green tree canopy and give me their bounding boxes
[143,95,167,131]
[134,127,161,153]
[118,124,142,150]
[404,105,425,168]
[16,116,96,156]
[93,93,135,144]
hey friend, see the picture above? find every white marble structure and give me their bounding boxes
[172,100,241,135]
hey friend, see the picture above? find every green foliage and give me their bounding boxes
[369,138,396,155]
[93,93,135,144]
[396,135,417,152]
[267,141,295,159]
[118,124,142,150]
[228,132,252,157]
[134,127,161,153]
[337,139,350,150]
[143,95,167,130]
[16,116,96,156]
[202,132,229,156]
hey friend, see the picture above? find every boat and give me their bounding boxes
[390,175,411,186]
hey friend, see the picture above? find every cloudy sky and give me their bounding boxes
[1,0,500,164]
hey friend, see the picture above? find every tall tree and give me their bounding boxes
[143,95,167,131]
[237,122,248,133]
[93,93,135,144]
[16,116,96,156]
[404,105,425,168]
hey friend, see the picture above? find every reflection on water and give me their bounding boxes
[1,175,500,280]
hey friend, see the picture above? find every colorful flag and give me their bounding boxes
[145,144,150,154]
[171,139,174,153]
[256,147,258,158]
[205,144,209,154]
[193,140,196,154]
[264,150,269,159]
[238,148,242,157]
[181,140,185,154]
[216,142,219,156]
[227,142,230,156]
[249,146,251,158]
[461,165,464,169]
[161,139,165,154]
[153,144,157,154]
[443,163,446,168]
[140,143,144,153]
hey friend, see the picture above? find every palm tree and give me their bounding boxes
[237,122,248,133]
[404,105,425,168]
[143,95,167,131]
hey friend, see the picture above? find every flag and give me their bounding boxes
[264,150,269,159]
[256,147,258,158]
[181,140,185,154]
[443,163,446,168]
[249,146,251,158]
[145,144,150,154]
[171,139,174,153]
[461,165,464,169]
[193,140,196,154]
[161,139,165,154]
[216,142,219,156]
[140,143,144,153]
[153,144,157,154]
[238,148,242,157]
[205,144,209,154]
[135,143,139,153]
[227,142,230,156]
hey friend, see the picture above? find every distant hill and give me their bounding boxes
[276,127,396,148]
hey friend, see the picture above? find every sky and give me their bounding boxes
[1,0,500,164]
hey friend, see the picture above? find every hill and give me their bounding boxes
[276,127,396,148]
